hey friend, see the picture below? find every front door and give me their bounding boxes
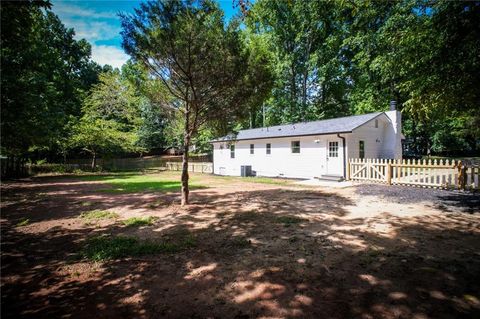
[326,140,343,175]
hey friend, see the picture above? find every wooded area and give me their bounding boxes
[1,1,479,189]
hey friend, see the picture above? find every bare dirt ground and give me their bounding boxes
[1,172,480,319]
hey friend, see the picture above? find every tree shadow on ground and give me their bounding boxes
[2,179,480,318]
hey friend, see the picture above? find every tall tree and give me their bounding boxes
[121,0,271,205]
[247,0,350,124]
[70,70,143,168]
[1,1,101,157]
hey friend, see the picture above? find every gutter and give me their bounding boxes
[337,133,346,179]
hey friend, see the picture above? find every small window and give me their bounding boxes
[359,140,365,159]
[219,144,224,150]
[250,144,254,154]
[375,119,378,128]
[266,143,271,155]
[230,144,235,158]
[291,141,300,153]
[329,141,338,157]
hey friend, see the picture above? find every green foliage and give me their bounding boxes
[2,0,478,163]
[247,0,351,124]
[79,210,119,221]
[28,163,93,175]
[121,0,274,203]
[69,70,146,166]
[122,216,157,227]
[344,0,480,154]
[245,0,480,155]
[1,2,101,156]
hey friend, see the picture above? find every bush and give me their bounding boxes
[28,163,97,175]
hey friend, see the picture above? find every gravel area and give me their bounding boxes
[353,183,480,213]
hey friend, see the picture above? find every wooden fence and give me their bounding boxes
[1,157,29,179]
[348,158,479,191]
[165,162,213,174]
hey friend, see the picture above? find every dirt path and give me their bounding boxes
[1,173,480,318]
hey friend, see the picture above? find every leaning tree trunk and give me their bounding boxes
[91,152,96,170]
[181,134,191,206]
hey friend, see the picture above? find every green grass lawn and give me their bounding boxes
[76,172,205,193]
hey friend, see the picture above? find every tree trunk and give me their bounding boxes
[181,134,191,206]
[91,152,96,170]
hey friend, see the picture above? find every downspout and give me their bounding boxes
[337,134,346,179]
[210,142,215,175]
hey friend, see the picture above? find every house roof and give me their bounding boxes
[211,112,384,142]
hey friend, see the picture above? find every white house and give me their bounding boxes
[211,106,402,180]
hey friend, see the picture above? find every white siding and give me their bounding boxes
[212,134,345,179]
[346,113,402,160]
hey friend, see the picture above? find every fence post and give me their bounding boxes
[458,161,466,190]
[387,162,392,185]
[456,160,463,190]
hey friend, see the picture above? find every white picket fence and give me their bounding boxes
[165,162,213,174]
[348,158,479,190]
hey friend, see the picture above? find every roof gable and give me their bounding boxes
[212,112,384,142]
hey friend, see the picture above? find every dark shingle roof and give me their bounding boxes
[211,112,383,142]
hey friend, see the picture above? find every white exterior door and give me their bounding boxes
[326,140,343,175]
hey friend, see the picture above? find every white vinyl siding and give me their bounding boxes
[213,135,343,178]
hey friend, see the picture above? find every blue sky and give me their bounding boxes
[52,1,241,68]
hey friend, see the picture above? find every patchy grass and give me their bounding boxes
[80,235,195,261]
[122,216,157,227]
[79,210,119,221]
[78,173,205,193]
[16,218,30,227]
[276,215,304,226]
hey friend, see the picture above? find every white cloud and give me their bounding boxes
[91,45,129,69]
[53,2,117,19]
[63,18,120,42]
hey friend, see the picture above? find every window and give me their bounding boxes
[291,141,300,153]
[219,144,224,150]
[329,141,338,157]
[375,119,379,128]
[359,140,365,159]
[266,143,271,155]
[230,144,235,158]
[250,144,254,154]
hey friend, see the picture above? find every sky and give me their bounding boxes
[51,1,241,69]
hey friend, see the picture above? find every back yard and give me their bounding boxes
[1,172,480,319]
